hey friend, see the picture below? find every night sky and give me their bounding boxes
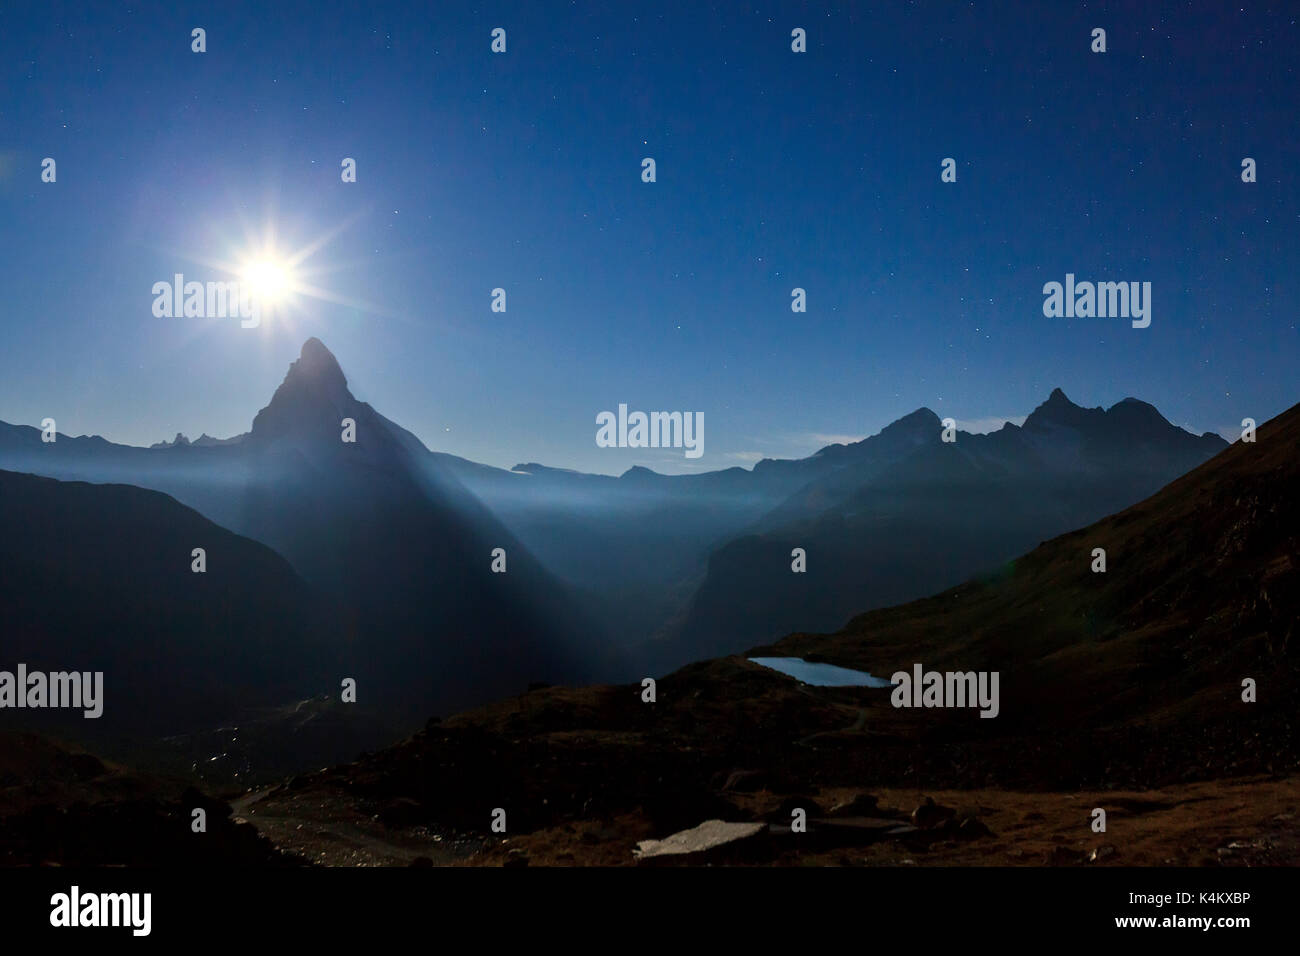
[1,1,1296,474]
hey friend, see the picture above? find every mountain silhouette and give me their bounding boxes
[0,341,608,724]
[649,388,1228,669]
[0,469,339,735]
[0,349,1231,716]
[248,337,355,444]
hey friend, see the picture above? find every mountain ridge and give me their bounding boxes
[648,386,1230,669]
[72,374,1223,487]
[0,341,1237,684]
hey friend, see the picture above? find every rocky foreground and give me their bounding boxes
[8,661,1298,867]
[0,733,297,866]
[221,652,1300,867]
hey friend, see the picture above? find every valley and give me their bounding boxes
[0,340,1292,869]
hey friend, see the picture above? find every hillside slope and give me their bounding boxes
[768,396,1299,739]
[0,469,340,735]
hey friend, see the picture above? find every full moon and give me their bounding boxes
[240,258,293,305]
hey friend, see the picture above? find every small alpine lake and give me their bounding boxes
[748,657,892,688]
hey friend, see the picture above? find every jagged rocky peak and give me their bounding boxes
[250,339,356,440]
[1023,387,1099,430]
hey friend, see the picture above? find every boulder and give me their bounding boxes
[634,820,766,862]
[910,796,955,829]
[1087,844,1118,863]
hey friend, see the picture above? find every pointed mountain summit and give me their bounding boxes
[249,338,357,443]
[1107,395,1176,430]
[1019,386,1225,465]
[875,406,942,442]
[805,407,942,462]
[1022,387,1101,431]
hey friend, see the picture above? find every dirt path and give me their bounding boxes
[231,784,483,866]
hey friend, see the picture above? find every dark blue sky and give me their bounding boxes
[1,1,1296,474]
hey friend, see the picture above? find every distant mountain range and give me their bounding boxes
[757,390,1300,778]
[0,339,1231,742]
[646,387,1228,668]
[150,432,247,448]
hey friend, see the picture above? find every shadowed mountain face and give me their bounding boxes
[648,389,1228,670]
[0,470,338,735]
[0,341,607,724]
[233,341,613,719]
